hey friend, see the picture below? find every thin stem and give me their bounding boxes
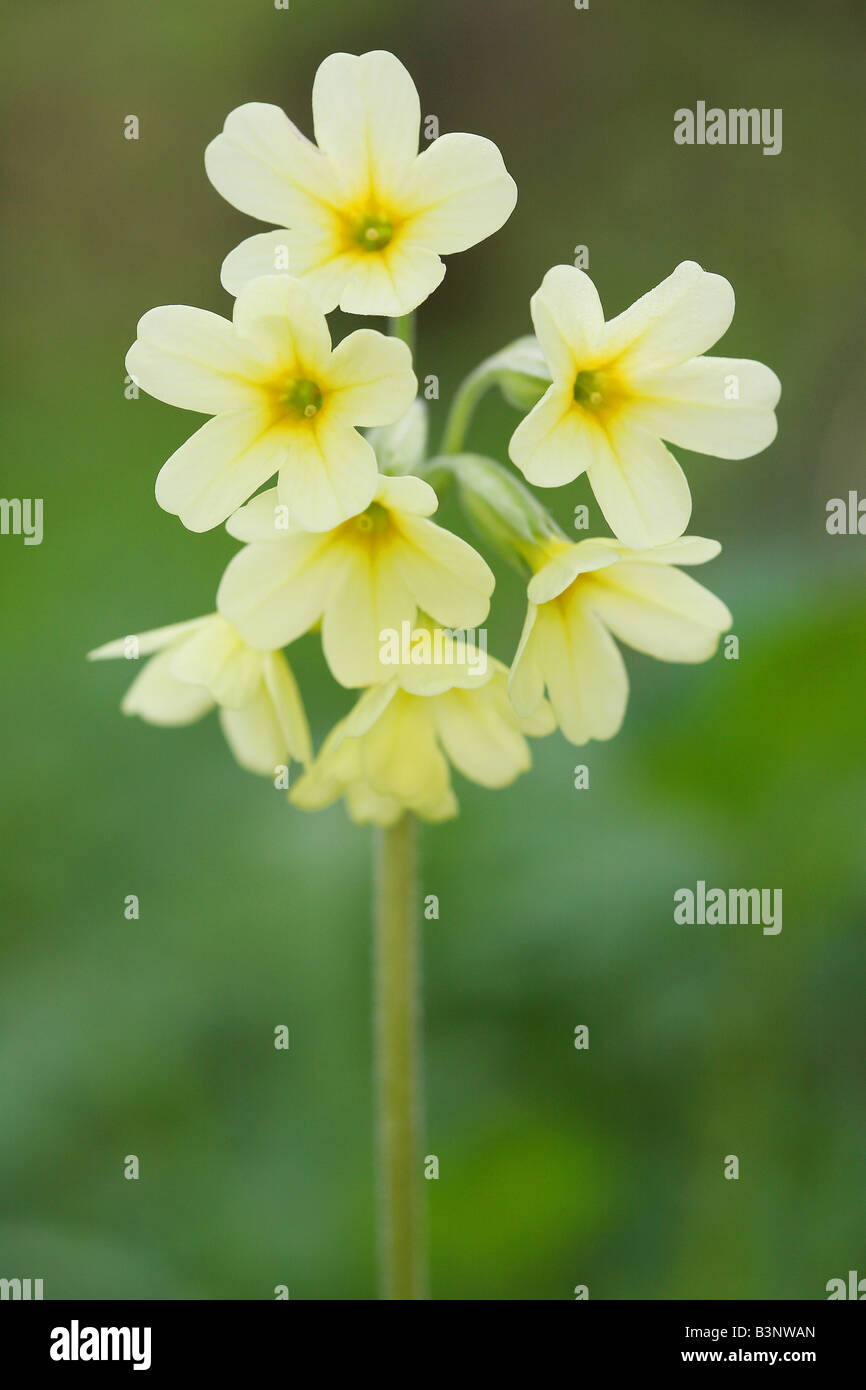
[440,361,498,454]
[373,813,427,1299]
[388,313,416,354]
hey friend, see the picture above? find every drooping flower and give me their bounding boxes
[508,262,781,549]
[217,473,494,687]
[204,50,518,317]
[126,274,417,533]
[88,614,311,775]
[508,535,732,746]
[290,639,554,825]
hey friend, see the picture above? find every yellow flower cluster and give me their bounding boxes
[91,50,780,828]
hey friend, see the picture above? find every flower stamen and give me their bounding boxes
[278,378,324,419]
[353,213,395,253]
[573,370,606,409]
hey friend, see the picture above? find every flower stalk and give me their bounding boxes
[373,813,427,1300]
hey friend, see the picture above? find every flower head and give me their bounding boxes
[126,274,417,533]
[205,50,518,316]
[508,535,732,746]
[509,262,781,549]
[88,614,311,775]
[217,472,494,687]
[290,640,554,826]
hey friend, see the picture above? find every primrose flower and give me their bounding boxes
[291,644,554,826]
[205,49,518,317]
[508,535,732,746]
[88,613,311,775]
[126,275,417,533]
[217,473,494,688]
[509,262,781,549]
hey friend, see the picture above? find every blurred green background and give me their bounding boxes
[1,0,864,1300]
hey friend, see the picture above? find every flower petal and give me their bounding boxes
[508,604,544,719]
[219,683,287,775]
[232,274,331,376]
[88,617,209,661]
[432,679,531,788]
[631,355,781,459]
[126,306,264,413]
[220,230,297,297]
[602,261,735,375]
[399,132,517,254]
[359,690,451,805]
[337,241,446,317]
[509,388,598,487]
[280,226,359,313]
[530,265,605,380]
[326,329,417,426]
[121,648,215,726]
[167,614,260,707]
[375,471,438,517]
[537,595,629,745]
[391,514,494,628]
[345,783,415,827]
[276,414,378,531]
[586,416,693,549]
[225,487,286,541]
[155,408,284,533]
[217,532,336,650]
[321,544,416,687]
[527,540,618,605]
[204,102,340,226]
[262,651,312,766]
[586,563,732,662]
[605,535,721,567]
[312,50,420,202]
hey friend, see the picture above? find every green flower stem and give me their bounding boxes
[389,313,416,354]
[373,812,427,1300]
[440,361,499,454]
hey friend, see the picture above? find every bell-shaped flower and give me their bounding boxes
[126,275,417,533]
[508,535,732,746]
[509,262,781,549]
[290,628,554,825]
[88,613,311,775]
[205,50,518,316]
[217,473,494,687]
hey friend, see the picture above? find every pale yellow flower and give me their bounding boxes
[126,274,417,534]
[88,614,311,775]
[205,50,517,316]
[508,535,732,746]
[217,473,494,687]
[509,262,781,549]
[291,645,554,826]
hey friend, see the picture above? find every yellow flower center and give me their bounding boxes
[352,212,395,253]
[278,378,323,420]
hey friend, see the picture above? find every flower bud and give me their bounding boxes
[446,452,558,566]
[491,336,552,412]
[367,400,429,476]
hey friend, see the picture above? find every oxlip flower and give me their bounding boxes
[508,535,732,746]
[509,262,781,549]
[217,472,494,687]
[205,49,518,316]
[126,274,417,533]
[291,635,554,826]
[88,613,311,775]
